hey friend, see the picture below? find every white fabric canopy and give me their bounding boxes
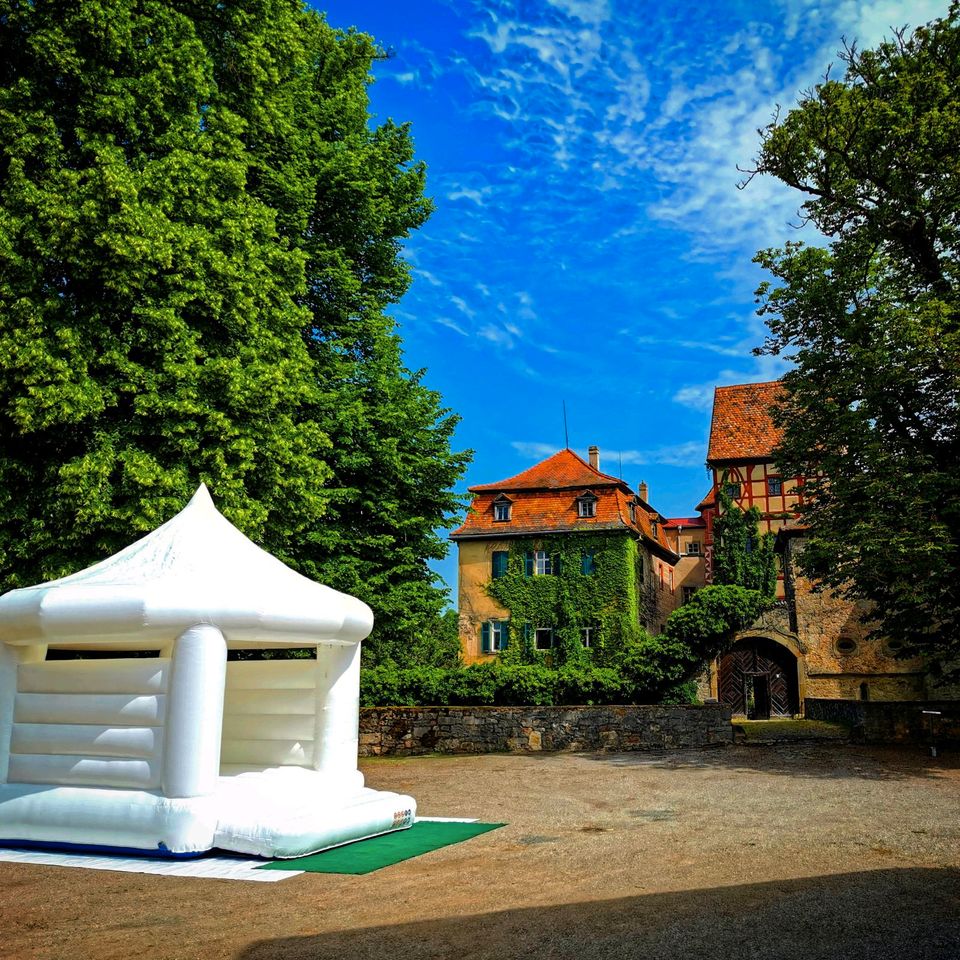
[0,485,372,648]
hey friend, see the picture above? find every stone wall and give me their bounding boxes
[358,704,732,756]
[805,698,960,745]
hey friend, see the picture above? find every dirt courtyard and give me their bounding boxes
[1,744,959,960]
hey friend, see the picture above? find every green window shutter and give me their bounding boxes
[522,623,532,652]
[481,622,491,654]
[554,554,562,576]
[502,620,509,650]
[581,550,595,575]
[524,551,534,577]
[492,551,508,579]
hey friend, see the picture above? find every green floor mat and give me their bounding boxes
[258,820,506,875]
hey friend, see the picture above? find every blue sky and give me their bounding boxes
[315,0,949,602]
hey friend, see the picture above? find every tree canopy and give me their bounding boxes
[750,4,960,671]
[0,0,468,664]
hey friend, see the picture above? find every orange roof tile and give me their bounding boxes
[695,489,715,512]
[469,448,624,492]
[707,381,784,463]
[451,450,678,559]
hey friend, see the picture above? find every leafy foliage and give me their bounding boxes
[478,533,710,702]
[712,485,777,596]
[749,4,960,670]
[0,1,468,663]
[484,533,645,666]
[359,660,697,707]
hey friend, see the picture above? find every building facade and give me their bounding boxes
[451,447,679,664]
[703,382,927,716]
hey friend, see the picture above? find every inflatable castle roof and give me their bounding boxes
[0,485,373,649]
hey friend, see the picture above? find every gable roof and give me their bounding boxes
[469,448,626,493]
[707,381,784,463]
[451,449,677,560]
[695,488,715,513]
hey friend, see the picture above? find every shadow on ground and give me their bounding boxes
[238,867,960,960]
[573,742,960,781]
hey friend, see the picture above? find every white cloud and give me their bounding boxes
[544,0,611,25]
[512,440,562,459]
[447,185,494,206]
[435,316,468,336]
[616,441,707,468]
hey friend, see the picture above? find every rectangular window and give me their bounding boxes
[481,620,509,653]
[724,482,741,499]
[578,498,596,518]
[494,501,511,522]
[534,550,552,575]
[686,541,701,556]
[580,624,597,648]
[768,477,783,496]
[581,549,596,575]
[669,568,675,592]
[535,627,554,650]
[491,551,509,579]
[682,586,698,605]
[659,565,664,590]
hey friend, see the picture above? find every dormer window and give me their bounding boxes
[576,491,598,518]
[493,495,512,522]
[628,499,637,524]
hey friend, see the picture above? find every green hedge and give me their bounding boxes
[360,661,698,707]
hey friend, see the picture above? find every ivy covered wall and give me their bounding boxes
[483,532,646,666]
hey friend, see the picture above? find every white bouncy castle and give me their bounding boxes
[0,486,415,858]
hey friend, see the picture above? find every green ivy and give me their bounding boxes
[712,483,778,596]
[659,483,777,668]
[484,533,644,667]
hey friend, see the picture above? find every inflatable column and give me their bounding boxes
[312,641,361,778]
[162,625,227,798]
[0,643,46,784]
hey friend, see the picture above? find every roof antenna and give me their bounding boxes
[562,400,569,449]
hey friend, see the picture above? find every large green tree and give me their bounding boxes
[749,4,960,671]
[0,0,467,664]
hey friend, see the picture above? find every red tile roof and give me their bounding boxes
[469,448,623,492]
[695,489,715,512]
[451,449,675,557]
[707,381,784,463]
[663,517,706,529]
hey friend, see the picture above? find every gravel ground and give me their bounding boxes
[1,744,958,960]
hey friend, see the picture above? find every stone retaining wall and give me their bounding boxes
[805,698,960,745]
[358,704,732,756]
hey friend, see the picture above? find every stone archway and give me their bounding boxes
[719,637,799,718]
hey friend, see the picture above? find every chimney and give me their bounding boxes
[588,445,600,470]
[638,481,649,503]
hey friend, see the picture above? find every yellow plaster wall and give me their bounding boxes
[457,539,510,664]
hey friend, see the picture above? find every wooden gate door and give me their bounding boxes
[719,639,798,718]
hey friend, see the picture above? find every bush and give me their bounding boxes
[359,660,695,707]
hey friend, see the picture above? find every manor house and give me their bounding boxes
[450,447,678,662]
[452,381,931,715]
